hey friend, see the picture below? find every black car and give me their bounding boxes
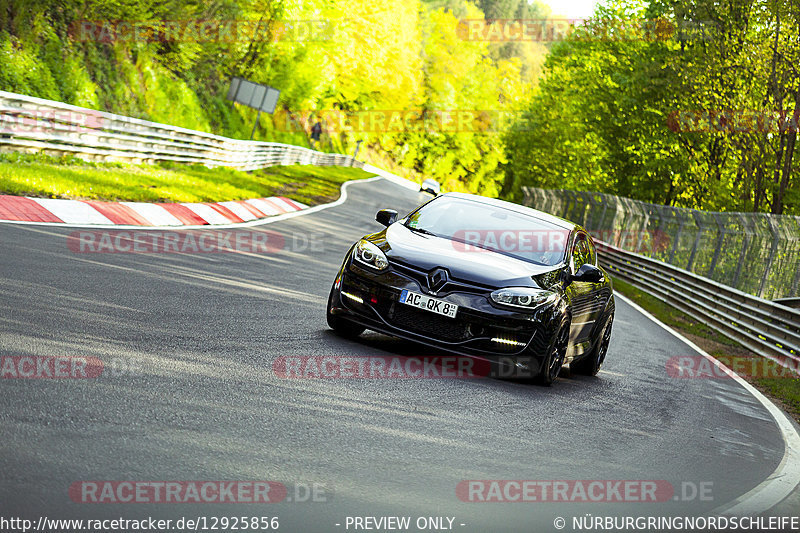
[326,192,615,385]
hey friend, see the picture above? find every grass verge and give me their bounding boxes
[612,276,800,424]
[0,153,374,206]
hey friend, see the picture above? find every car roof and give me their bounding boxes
[436,192,577,230]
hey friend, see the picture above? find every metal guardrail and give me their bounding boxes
[0,90,360,171]
[599,240,800,373]
[523,187,800,300]
[523,187,800,373]
[775,298,800,309]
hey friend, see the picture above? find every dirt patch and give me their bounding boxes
[273,182,303,196]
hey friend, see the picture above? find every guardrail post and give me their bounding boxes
[541,189,551,212]
[536,188,545,209]
[758,216,781,297]
[597,195,609,233]
[610,194,625,247]
[668,214,685,265]
[621,197,644,252]
[686,212,705,272]
[732,213,752,289]
[522,187,533,207]
[634,202,653,254]
[655,205,674,259]
[559,189,572,220]
[706,213,726,279]
[580,191,593,230]
[548,189,560,215]
[536,188,547,210]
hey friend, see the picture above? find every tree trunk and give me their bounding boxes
[754,164,764,212]
[664,181,675,206]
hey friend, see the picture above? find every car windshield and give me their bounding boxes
[405,196,568,266]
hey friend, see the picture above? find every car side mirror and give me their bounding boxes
[571,263,605,284]
[376,209,398,227]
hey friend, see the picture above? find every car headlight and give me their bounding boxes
[354,239,388,270]
[490,287,557,309]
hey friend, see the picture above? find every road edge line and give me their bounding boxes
[615,292,800,515]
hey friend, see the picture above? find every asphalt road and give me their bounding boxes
[0,178,795,532]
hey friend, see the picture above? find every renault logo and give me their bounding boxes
[427,268,448,294]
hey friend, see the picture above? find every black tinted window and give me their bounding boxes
[405,197,568,266]
[587,237,597,265]
[571,235,591,271]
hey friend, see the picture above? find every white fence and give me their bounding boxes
[0,90,359,171]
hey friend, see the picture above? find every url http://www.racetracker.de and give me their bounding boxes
[0,516,280,532]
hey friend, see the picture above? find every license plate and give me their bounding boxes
[399,290,458,318]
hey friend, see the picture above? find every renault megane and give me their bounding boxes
[326,192,614,385]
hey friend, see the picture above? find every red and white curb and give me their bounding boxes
[0,195,307,227]
[0,169,418,229]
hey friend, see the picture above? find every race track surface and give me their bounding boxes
[0,178,793,532]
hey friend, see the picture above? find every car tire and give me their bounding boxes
[534,319,569,386]
[326,286,366,338]
[571,314,613,376]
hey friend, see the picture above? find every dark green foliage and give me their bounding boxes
[504,0,800,215]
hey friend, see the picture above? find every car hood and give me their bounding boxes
[374,224,561,288]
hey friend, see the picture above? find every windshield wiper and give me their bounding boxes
[405,225,437,236]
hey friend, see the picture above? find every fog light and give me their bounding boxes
[341,291,363,304]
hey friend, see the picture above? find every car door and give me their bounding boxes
[567,232,599,344]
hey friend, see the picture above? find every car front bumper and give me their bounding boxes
[329,254,563,373]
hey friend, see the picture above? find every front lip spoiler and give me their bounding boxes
[332,290,539,362]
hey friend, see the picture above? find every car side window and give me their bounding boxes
[571,235,590,273]
[586,237,597,266]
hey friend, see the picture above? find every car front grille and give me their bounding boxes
[388,304,470,342]
[388,259,493,296]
